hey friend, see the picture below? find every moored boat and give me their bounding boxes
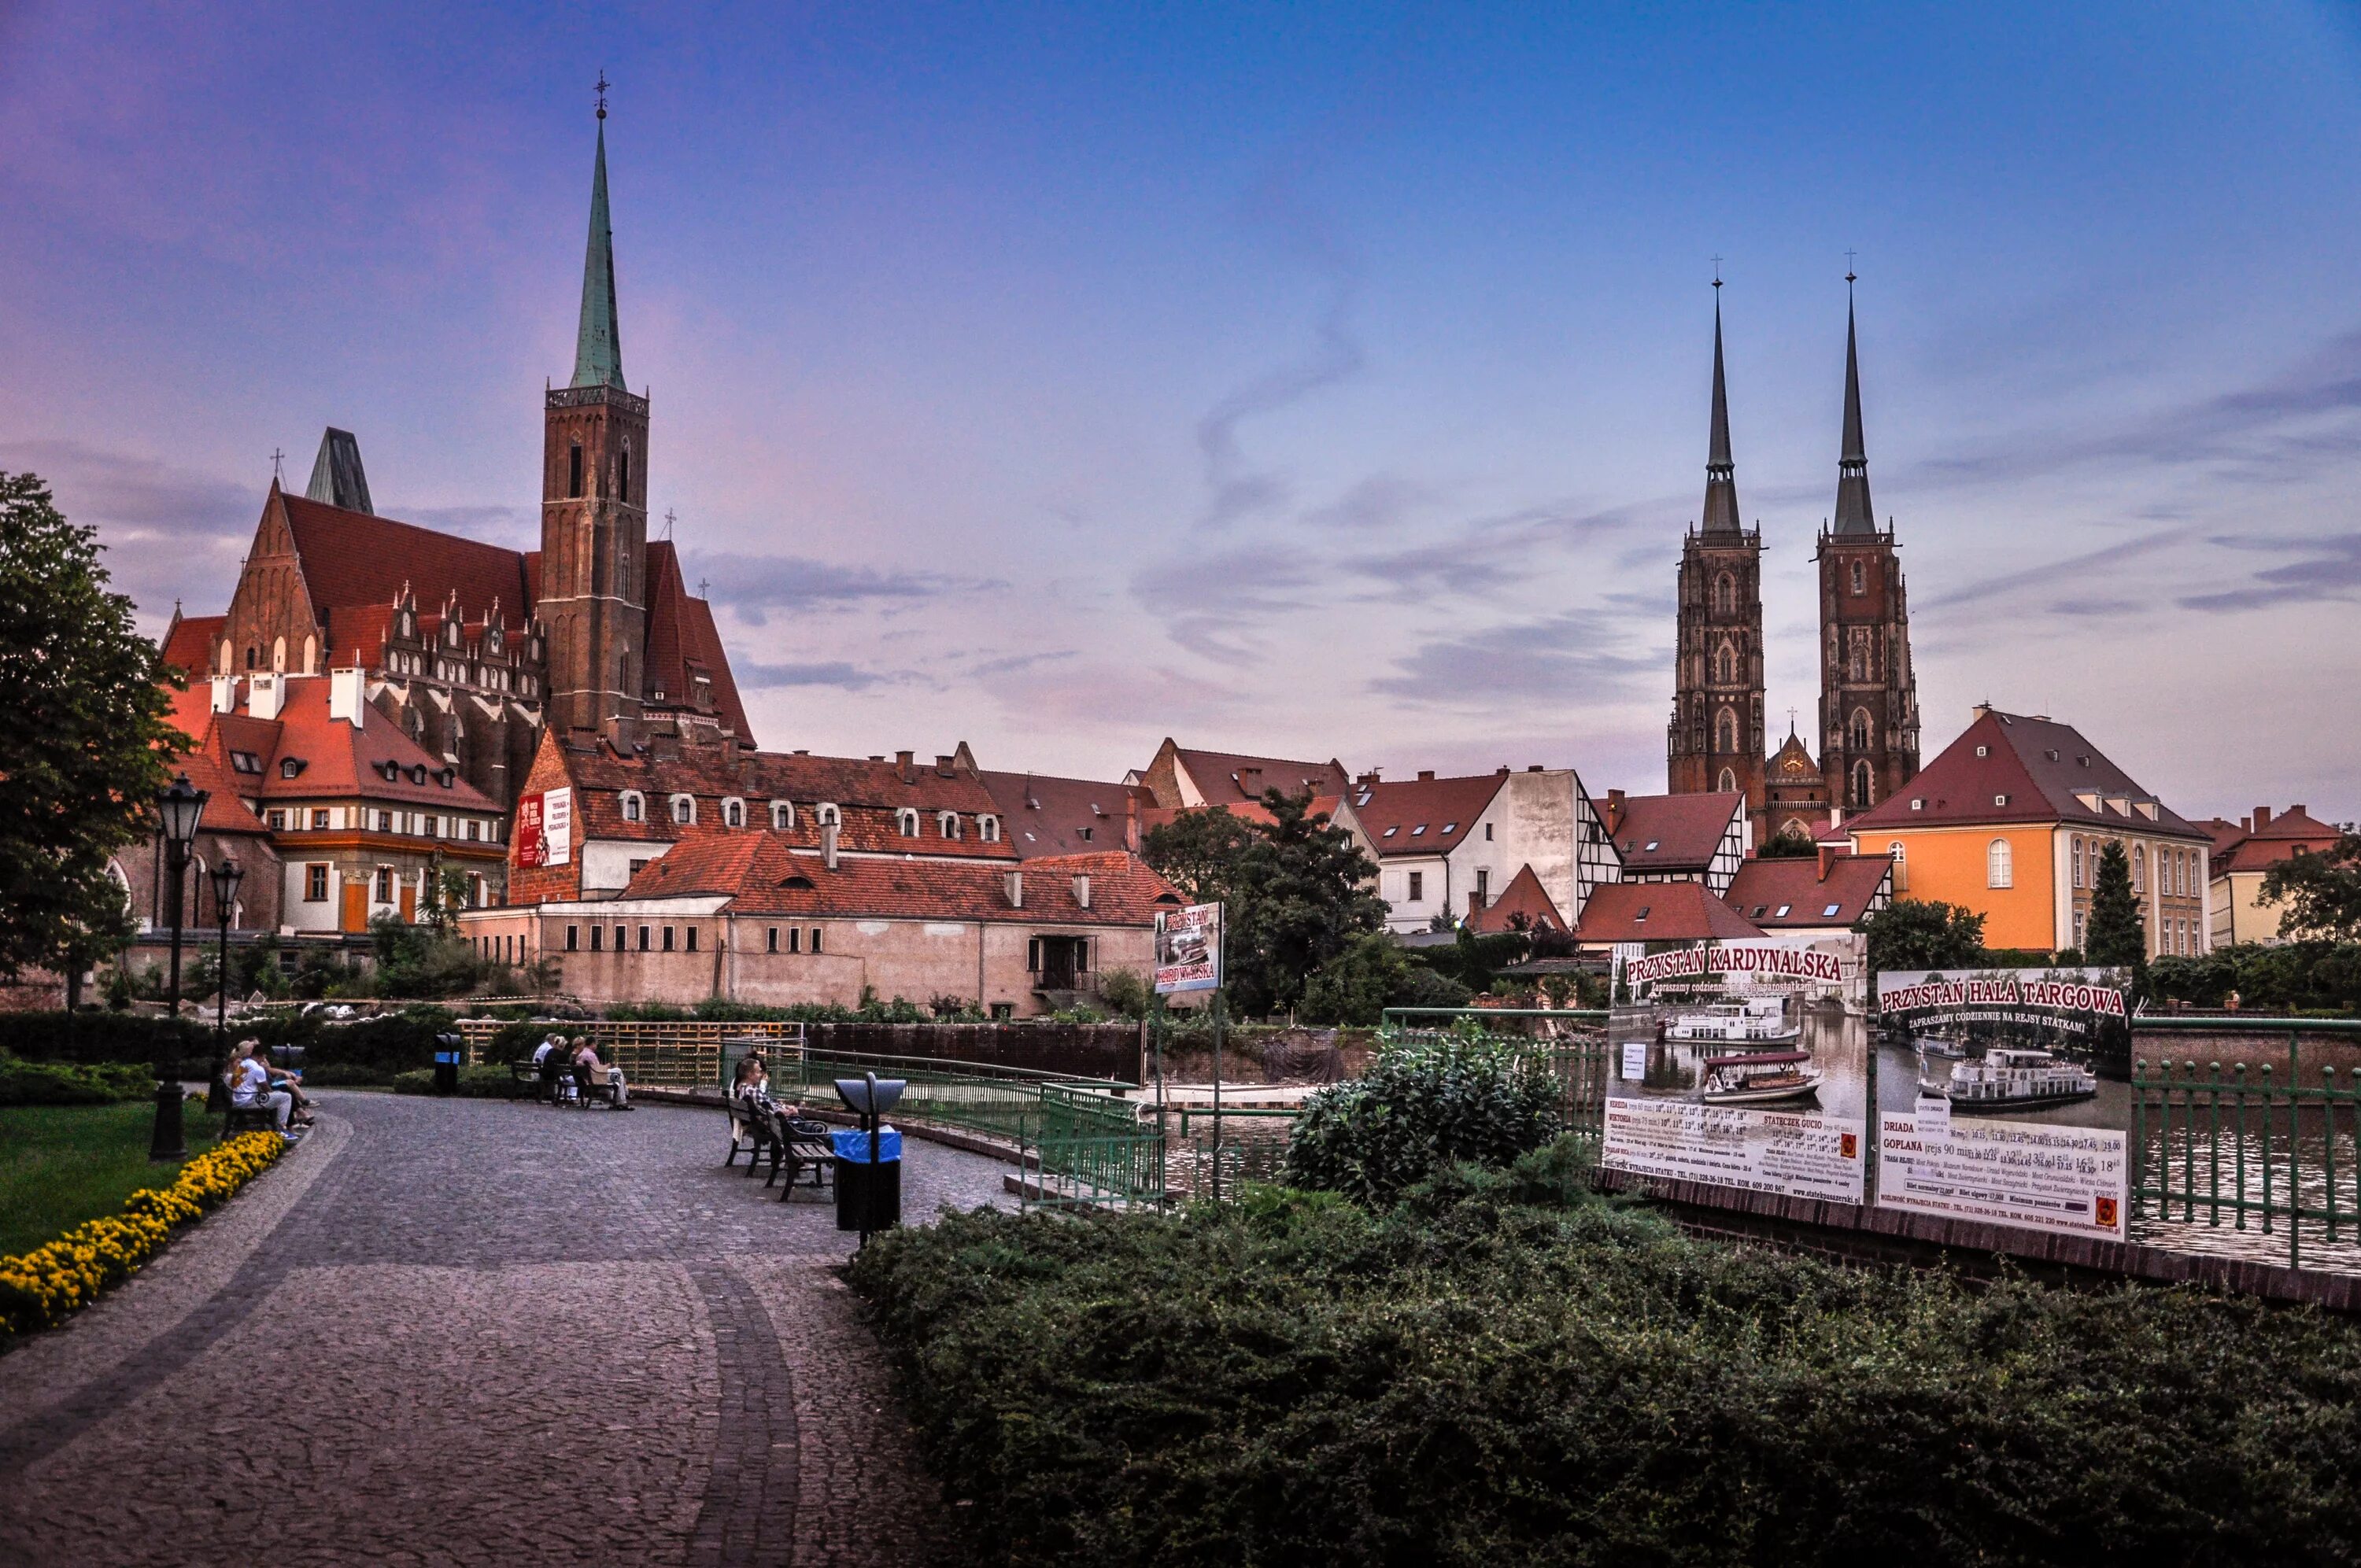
[1700,1050,1822,1105]
[1666,997,1801,1046]
[1944,1048,2097,1113]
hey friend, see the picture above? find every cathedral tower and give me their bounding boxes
[541,99,651,735]
[1668,287,1768,838]
[1816,284,1919,817]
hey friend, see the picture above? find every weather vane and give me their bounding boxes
[596,71,610,121]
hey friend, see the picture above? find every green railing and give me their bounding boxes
[770,1050,1136,1147]
[2131,1018,2361,1272]
[1381,1007,1613,1133]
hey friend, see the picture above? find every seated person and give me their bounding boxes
[535,1035,572,1100]
[572,1039,631,1109]
[229,1040,296,1138]
[265,1046,316,1127]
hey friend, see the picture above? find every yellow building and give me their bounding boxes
[2200,805,2344,947]
[1848,707,2210,958]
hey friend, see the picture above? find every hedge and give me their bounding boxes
[0,1053,155,1107]
[390,1065,527,1098]
[0,1008,456,1086]
[848,1157,2361,1567]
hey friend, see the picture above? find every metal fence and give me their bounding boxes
[1380,1007,1613,1134]
[453,1018,806,1086]
[1019,1087,1169,1211]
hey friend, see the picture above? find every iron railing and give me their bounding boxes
[1381,1008,1613,1133]
[772,1050,1136,1148]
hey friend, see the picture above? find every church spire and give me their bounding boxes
[1831,276,1877,534]
[571,85,625,393]
[1701,282,1742,534]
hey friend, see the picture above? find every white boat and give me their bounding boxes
[1666,997,1800,1046]
[1914,1034,1965,1061]
[1945,1048,2097,1113]
[1700,1051,1822,1105]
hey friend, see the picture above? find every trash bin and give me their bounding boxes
[833,1124,903,1234]
[433,1032,464,1096]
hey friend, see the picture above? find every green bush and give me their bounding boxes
[300,1007,456,1076]
[0,1010,209,1067]
[1298,932,1472,1025]
[390,1064,523,1098]
[0,1053,155,1105]
[849,1170,2361,1568]
[1280,1034,1564,1205]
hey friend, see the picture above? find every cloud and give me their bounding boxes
[733,659,896,692]
[2178,531,2361,611]
[1920,529,2194,613]
[688,552,1003,627]
[968,649,1077,678]
[1132,545,1319,666]
[1369,609,1662,706]
[0,438,257,624]
[1343,499,1657,600]
[1302,474,1434,531]
[1195,279,1365,529]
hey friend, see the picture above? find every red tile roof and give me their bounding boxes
[1138,796,1344,837]
[159,614,224,679]
[166,676,497,812]
[1724,853,1892,930]
[160,744,272,837]
[1600,791,1743,873]
[1848,709,2208,842]
[1175,747,1351,806]
[1465,864,1566,933]
[643,540,755,744]
[1348,772,1506,859]
[280,493,534,633]
[1574,881,1762,944]
[2204,805,2346,873]
[977,769,1153,858]
[617,839,1182,925]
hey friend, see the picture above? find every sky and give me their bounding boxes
[3,2,2359,826]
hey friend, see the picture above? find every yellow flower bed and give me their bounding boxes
[0,1131,286,1343]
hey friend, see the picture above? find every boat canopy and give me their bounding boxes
[1701,1052,1809,1068]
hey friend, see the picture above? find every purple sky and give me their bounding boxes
[4,2,2359,825]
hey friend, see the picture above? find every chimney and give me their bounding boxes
[246,671,284,721]
[1528,764,1545,773]
[1240,766,1263,795]
[210,674,237,714]
[934,754,955,778]
[1417,769,1435,783]
[822,819,840,870]
[896,750,916,784]
[1071,873,1091,910]
[1005,870,1023,909]
[328,666,367,728]
[1818,843,1839,880]
[1124,793,1140,852]
[2290,804,2307,819]
[1356,769,1381,788]
[1607,788,1627,810]
[1496,766,1510,776]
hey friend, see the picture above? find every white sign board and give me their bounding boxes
[1154,902,1221,994]
[1620,1042,1647,1082]
[1603,1098,1865,1205]
[1876,1114,2126,1240]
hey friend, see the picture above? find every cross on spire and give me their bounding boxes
[270,448,284,481]
[596,71,610,121]
[662,507,676,540]
[1711,254,1723,288]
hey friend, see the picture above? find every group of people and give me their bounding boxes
[730,1051,803,1123]
[226,1038,313,1139]
[530,1034,633,1109]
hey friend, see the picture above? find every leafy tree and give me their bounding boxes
[2086,839,2148,983]
[0,473,183,984]
[1140,806,1258,905]
[1858,897,1986,975]
[1298,932,1472,1025]
[419,865,475,932]
[1757,833,1820,859]
[2259,832,2361,943]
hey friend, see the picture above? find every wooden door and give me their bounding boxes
[340,881,367,933]
[398,882,416,923]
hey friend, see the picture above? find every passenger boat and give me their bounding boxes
[1665,997,1801,1046]
[1913,1034,1965,1061]
[1943,1048,2097,1113]
[1699,1051,1822,1105]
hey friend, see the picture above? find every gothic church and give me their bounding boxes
[1667,282,1920,846]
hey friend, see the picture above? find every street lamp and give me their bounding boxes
[149,773,207,1163]
[205,857,245,1114]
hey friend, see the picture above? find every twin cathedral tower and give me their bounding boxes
[1667,279,1921,846]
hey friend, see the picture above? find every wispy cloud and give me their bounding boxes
[733,659,896,692]
[1195,280,1365,529]
[2178,532,2361,611]
[0,438,256,622]
[1133,545,1318,666]
[1369,607,1661,705]
[1920,529,2194,613]
[690,552,1003,627]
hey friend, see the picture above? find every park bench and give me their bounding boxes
[724,1097,774,1171]
[219,1072,279,1137]
[771,1118,836,1202]
[569,1061,620,1109]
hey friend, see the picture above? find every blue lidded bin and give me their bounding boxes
[831,1126,903,1163]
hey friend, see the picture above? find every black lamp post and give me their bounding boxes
[205,857,244,1114]
[148,773,207,1163]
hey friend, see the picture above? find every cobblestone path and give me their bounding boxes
[0,1092,1013,1566]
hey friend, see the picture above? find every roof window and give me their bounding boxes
[2045,749,2060,761]
[1774,903,1791,917]
[1410,825,1426,836]
[279,758,305,780]
[1751,905,1768,918]
[1382,826,1398,837]
[1441,821,1458,834]
[1994,794,2009,806]
[1821,902,1841,918]
[1633,906,1650,923]
[229,750,262,774]
[1643,840,1659,852]
[1911,799,1924,811]
[1975,745,1988,758]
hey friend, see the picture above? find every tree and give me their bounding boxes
[1140,806,1259,905]
[1299,931,1472,1025]
[2086,839,2149,987]
[1859,897,1986,975]
[2259,832,2361,944]
[1757,833,1820,859]
[0,473,183,984]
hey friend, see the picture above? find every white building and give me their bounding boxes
[1347,766,1621,935]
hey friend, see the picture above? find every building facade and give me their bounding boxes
[2202,805,2346,947]
[1347,766,1620,935]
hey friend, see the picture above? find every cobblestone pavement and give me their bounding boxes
[0,1092,1014,1566]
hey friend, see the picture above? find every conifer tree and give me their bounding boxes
[2086,839,2149,988]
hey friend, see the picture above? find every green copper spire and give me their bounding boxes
[571,113,625,391]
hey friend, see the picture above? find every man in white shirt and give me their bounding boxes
[230,1042,294,1138]
[531,1035,560,1067]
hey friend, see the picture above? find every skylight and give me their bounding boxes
[1822,903,1842,917]
[1382,826,1398,837]
[1643,840,1659,852]
[1410,825,1426,836]
[1774,904,1791,917]
[1634,906,1650,922]
[1441,822,1457,834]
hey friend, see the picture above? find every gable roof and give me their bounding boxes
[618,839,1181,926]
[168,676,498,813]
[1348,772,1506,859]
[1725,853,1891,930]
[977,769,1151,858]
[280,492,534,634]
[1465,864,1567,933]
[1601,791,1743,873]
[2205,805,2346,873]
[1173,746,1350,806]
[1573,881,1762,943]
[1848,708,2208,841]
[160,614,224,679]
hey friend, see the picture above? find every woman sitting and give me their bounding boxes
[228,1039,296,1140]
[572,1038,632,1109]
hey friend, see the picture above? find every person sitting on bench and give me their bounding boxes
[573,1039,631,1109]
[230,1039,296,1138]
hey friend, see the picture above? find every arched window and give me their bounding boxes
[722,797,745,828]
[670,794,696,825]
[1717,766,1737,792]
[770,801,795,830]
[1888,840,1907,894]
[272,636,286,672]
[896,808,919,838]
[1987,838,2013,889]
[939,812,962,839]
[1712,572,1735,615]
[979,815,1000,843]
[816,803,841,828]
[1851,760,1875,810]
[246,646,258,670]
[620,791,644,823]
[1849,560,1866,596]
[301,634,317,673]
[218,638,234,675]
[619,441,632,503]
[568,443,583,499]
[1714,707,1738,753]
[2071,836,2085,888]
[2132,843,2145,891]
[1847,708,1872,753]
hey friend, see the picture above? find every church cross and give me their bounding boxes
[271,448,284,481]
[1845,248,1858,283]
[596,72,610,120]
[1711,254,1723,287]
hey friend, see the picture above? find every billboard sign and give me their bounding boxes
[1154,902,1221,994]
[515,786,571,869]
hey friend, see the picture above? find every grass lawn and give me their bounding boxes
[0,1101,222,1258]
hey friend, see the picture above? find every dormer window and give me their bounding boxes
[770,800,795,830]
[229,750,261,774]
[279,758,305,780]
[979,815,1000,843]
[722,797,745,828]
[670,794,696,825]
[620,791,644,823]
[940,812,962,839]
[408,764,428,786]
[896,808,919,838]
[816,803,841,828]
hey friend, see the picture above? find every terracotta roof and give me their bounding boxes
[166,676,497,812]
[160,614,224,678]
[1847,710,2208,841]
[643,540,755,744]
[1465,864,1567,933]
[977,770,1152,858]
[280,493,534,633]
[1601,791,1743,873]
[1574,881,1762,943]
[617,839,1182,925]
[1175,747,1351,806]
[1347,772,1506,859]
[2205,805,2346,873]
[1725,853,1892,930]
[158,743,272,837]
[1138,796,1343,837]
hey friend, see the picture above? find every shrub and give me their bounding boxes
[849,1176,2361,1568]
[1280,1034,1563,1205]
[1096,968,1151,1021]
[0,1053,154,1106]
[390,1064,525,1098]
[300,1007,455,1076]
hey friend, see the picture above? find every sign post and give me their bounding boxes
[1154,903,1224,1201]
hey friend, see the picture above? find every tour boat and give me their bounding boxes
[1699,1051,1822,1105]
[1943,1048,2097,1113]
[1913,1034,1965,1061]
[1665,997,1801,1046]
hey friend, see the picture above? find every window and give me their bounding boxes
[590,925,603,951]
[1848,709,1873,753]
[790,928,804,954]
[685,927,698,952]
[1474,868,1489,902]
[1410,825,1426,837]
[897,808,919,837]
[279,757,304,779]
[722,798,745,828]
[565,925,579,952]
[1715,707,1738,752]
[671,795,696,825]
[268,810,287,831]
[2072,836,2085,888]
[621,791,644,822]
[1078,826,1093,842]
[1850,761,1874,810]
[1849,559,1866,595]
[1634,906,1650,924]
[1718,767,1737,792]
[816,803,840,827]
[637,925,651,951]
[809,927,822,954]
[1774,904,1792,918]
[305,864,329,902]
[767,928,778,954]
[980,815,1000,843]
[1712,572,1735,615]
[467,821,481,842]
[629,858,649,876]
[1407,871,1424,902]
[1483,823,1493,841]
[1987,838,2013,889]
[1888,841,1906,893]
[770,801,794,830]
[661,926,675,952]
[619,443,631,501]
[312,809,331,829]
[1442,821,1458,836]
[1382,826,1398,838]
[1822,902,1842,918]
[423,815,439,838]
[940,812,961,839]
[1993,795,2009,808]
[229,749,261,774]
[374,867,394,902]
[568,442,583,498]
[2133,844,2145,892]
[2074,909,2086,946]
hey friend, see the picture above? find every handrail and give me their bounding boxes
[1382,1007,1610,1021]
[781,1049,1133,1092]
[2133,1016,2361,1035]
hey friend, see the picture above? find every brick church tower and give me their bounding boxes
[1815,284,1919,817]
[541,99,651,736]
[1667,288,1767,836]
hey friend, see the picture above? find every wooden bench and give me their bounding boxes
[569,1061,620,1109]
[220,1073,280,1137]
[772,1120,836,1202]
[724,1098,774,1171]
